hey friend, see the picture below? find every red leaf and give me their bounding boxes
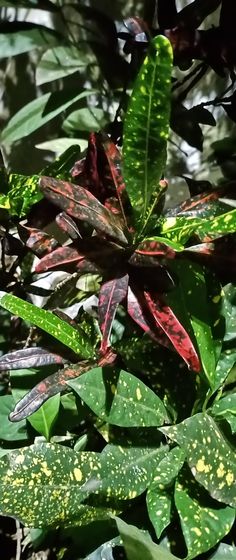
[9,361,92,421]
[168,182,236,219]
[55,212,82,240]
[39,176,129,246]
[35,246,84,273]
[98,274,129,355]
[133,239,176,259]
[18,223,59,257]
[127,286,172,348]
[143,291,201,372]
[0,347,64,371]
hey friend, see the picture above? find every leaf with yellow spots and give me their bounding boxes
[161,413,236,507]
[7,173,42,217]
[0,440,107,527]
[0,292,93,359]
[146,447,185,538]
[174,465,235,559]
[114,516,180,560]
[67,367,168,427]
[98,442,169,500]
[123,35,173,231]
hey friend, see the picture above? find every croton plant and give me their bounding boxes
[0,35,236,559]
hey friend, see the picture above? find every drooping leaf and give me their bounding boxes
[0,440,106,527]
[36,46,91,85]
[166,183,236,220]
[162,413,236,507]
[1,89,96,145]
[0,347,64,371]
[0,292,93,359]
[39,176,128,246]
[147,447,185,538]
[68,367,168,427]
[175,466,235,559]
[114,517,179,560]
[143,291,201,372]
[27,394,60,440]
[0,23,62,58]
[123,35,173,229]
[9,361,93,421]
[98,274,129,355]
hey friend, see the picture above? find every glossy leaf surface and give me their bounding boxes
[162,413,236,507]
[98,274,129,355]
[115,517,179,560]
[68,367,168,427]
[0,292,93,359]
[0,347,64,371]
[39,176,128,246]
[123,35,173,228]
[27,394,60,440]
[9,362,92,421]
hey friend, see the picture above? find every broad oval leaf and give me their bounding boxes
[162,413,236,507]
[0,440,105,527]
[0,292,93,359]
[27,394,60,440]
[0,24,62,58]
[36,46,91,85]
[68,367,168,427]
[115,517,179,560]
[123,35,173,230]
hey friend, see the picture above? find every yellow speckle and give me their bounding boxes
[129,490,137,499]
[226,471,234,485]
[196,459,205,473]
[136,388,142,401]
[140,85,146,95]
[74,468,82,481]
[111,384,116,395]
[212,295,221,303]
[191,527,201,537]
[14,455,25,465]
[217,463,226,478]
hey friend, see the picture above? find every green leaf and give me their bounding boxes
[7,173,42,216]
[175,467,235,559]
[211,394,236,433]
[210,543,236,560]
[36,138,88,155]
[0,395,28,441]
[114,517,180,560]
[63,108,108,134]
[161,209,236,244]
[99,442,168,500]
[27,394,60,440]
[0,26,61,58]
[166,261,222,388]
[0,292,93,359]
[1,89,96,145]
[162,413,236,507]
[36,46,91,85]
[68,367,168,427]
[212,349,236,393]
[123,35,173,229]
[0,441,107,527]
[147,447,185,538]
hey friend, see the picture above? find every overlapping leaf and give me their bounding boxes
[0,347,64,371]
[123,35,173,229]
[39,176,128,246]
[0,292,93,359]
[18,223,59,256]
[68,367,168,427]
[98,274,129,355]
[9,361,93,421]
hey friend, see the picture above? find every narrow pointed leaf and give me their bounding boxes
[98,274,129,355]
[39,176,128,245]
[127,286,172,349]
[55,212,82,239]
[143,291,201,371]
[0,292,93,359]
[0,347,64,371]
[68,367,168,427]
[162,413,236,507]
[167,183,236,220]
[134,237,181,258]
[35,246,85,273]
[123,35,173,228]
[9,361,92,421]
[27,394,60,440]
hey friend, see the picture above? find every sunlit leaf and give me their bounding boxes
[36,46,91,85]
[123,35,173,230]
[0,24,62,58]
